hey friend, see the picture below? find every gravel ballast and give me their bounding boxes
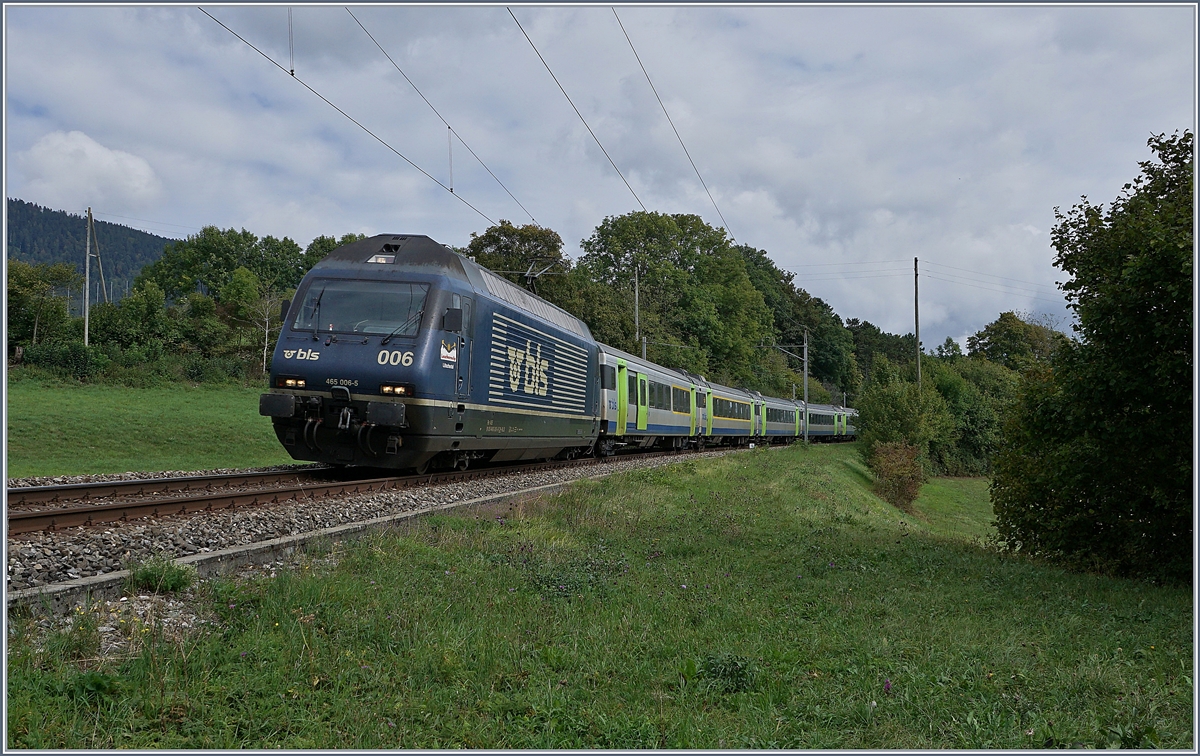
[7,450,744,591]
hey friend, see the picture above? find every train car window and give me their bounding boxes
[601,365,616,390]
[672,387,689,412]
[628,374,638,404]
[640,380,647,407]
[713,398,751,420]
[695,390,705,407]
[648,381,664,409]
[293,279,428,337]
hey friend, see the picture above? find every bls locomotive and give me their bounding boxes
[259,234,855,472]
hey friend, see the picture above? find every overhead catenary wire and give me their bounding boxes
[612,7,733,242]
[508,7,646,212]
[198,7,496,226]
[346,7,537,224]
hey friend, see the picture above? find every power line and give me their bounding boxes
[922,273,1065,304]
[508,7,646,212]
[788,259,909,267]
[924,269,1059,298]
[922,260,1061,291]
[198,7,496,226]
[612,7,732,241]
[346,7,537,225]
[90,211,199,232]
[796,272,911,282]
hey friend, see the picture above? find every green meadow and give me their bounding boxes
[6,378,293,477]
[8,444,1191,748]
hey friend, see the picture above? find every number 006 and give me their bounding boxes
[378,350,414,366]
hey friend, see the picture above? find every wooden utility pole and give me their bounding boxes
[914,256,921,388]
[84,208,92,346]
[803,328,809,443]
[633,262,639,347]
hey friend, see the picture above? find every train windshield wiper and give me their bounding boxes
[381,309,423,346]
[309,285,327,341]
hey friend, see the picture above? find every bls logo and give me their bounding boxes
[283,349,321,361]
[507,340,549,396]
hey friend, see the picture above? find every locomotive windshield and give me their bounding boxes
[292,279,429,337]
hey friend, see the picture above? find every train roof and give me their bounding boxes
[312,234,591,340]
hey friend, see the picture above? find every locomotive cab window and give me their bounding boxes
[293,279,429,337]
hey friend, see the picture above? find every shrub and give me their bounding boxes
[869,441,925,511]
[23,341,111,380]
[126,555,196,594]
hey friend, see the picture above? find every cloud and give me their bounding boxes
[17,130,163,212]
[2,5,1192,346]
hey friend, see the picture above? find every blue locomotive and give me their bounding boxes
[259,234,855,471]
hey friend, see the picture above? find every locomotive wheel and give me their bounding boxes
[413,459,431,475]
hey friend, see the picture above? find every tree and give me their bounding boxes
[576,211,779,390]
[991,131,1193,582]
[845,318,916,385]
[935,336,963,360]
[967,311,1065,370]
[467,221,575,305]
[220,266,282,372]
[136,226,310,301]
[738,244,859,395]
[855,355,955,472]
[6,259,81,347]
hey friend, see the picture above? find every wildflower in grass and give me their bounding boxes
[884,678,892,694]
[681,584,687,589]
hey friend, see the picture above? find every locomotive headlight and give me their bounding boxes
[276,375,307,389]
[380,383,413,396]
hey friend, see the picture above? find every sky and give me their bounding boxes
[4,3,1195,347]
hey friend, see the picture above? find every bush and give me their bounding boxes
[869,441,925,511]
[23,341,111,380]
[855,356,954,474]
[126,555,196,594]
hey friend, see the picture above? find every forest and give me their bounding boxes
[6,198,176,305]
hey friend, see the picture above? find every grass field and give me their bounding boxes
[7,444,1192,749]
[6,380,293,477]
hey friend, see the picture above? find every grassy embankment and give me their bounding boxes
[6,378,293,477]
[7,443,1191,748]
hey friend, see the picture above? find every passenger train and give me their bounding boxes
[259,234,856,472]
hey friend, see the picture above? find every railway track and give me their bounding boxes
[5,452,685,537]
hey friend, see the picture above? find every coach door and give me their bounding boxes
[637,374,649,431]
[616,361,628,436]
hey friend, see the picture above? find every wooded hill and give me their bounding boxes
[6,198,177,301]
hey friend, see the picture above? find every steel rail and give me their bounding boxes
[6,468,335,507]
[5,451,691,536]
